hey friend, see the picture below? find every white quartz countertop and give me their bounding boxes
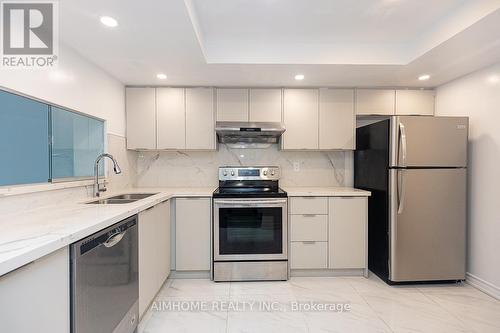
[0,187,214,277]
[0,185,369,276]
[282,186,371,197]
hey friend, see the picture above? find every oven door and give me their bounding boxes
[213,198,288,261]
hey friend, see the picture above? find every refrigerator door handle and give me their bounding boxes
[399,122,407,167]
[397,169,406,214]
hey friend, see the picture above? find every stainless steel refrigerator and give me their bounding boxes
[354,116,468,284]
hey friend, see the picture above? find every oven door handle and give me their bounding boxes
[214,199,288,206]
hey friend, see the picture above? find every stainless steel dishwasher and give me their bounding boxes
[71,215,138,333]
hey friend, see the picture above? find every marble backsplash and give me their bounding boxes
[136,144,354,188]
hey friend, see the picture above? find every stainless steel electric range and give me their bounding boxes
[212,166,288,282]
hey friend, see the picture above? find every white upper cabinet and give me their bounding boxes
[319,89,355,150]
[157,88,185,149]
[355,89,395,115]
[282,89,319,150]
[126,87,156,149]
[395,90,435,115]
[186,88,216,150]
[249,89,282,122]
[216,88,249,121]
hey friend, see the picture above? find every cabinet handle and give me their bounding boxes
[302,241,316,245]
[302,214,317,217]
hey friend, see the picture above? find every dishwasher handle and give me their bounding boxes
[103,231,126,248]
[76,215,137,256]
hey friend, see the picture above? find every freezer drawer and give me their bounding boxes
[390,116,468,167]
[389,168,466,282]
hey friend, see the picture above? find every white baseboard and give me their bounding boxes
[466,272,500,300]
[170,270,210,279]
[291,268,366,277]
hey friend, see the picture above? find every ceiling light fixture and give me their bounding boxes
[418,74,431,81]
[156,73,167,80]
[295,74,305,81]
[488,75,499,84]
[100,16,118,28]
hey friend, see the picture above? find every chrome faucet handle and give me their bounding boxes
[93,153,121,197]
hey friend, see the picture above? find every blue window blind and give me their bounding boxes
[0,90,50,186]
[51,107,104,179]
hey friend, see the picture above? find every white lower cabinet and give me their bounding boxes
[139,200,171,317]
[289,197,328,215]
[328,197,367,269]
[175,197,211,271]
[0,248,70,333]
[290,214,328,241]
[289,196,368,273]
[291,242,328,269]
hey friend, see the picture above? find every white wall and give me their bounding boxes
[0,44,125,136]
[436,62,500,293]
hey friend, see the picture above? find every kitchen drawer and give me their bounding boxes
[290,214,328,241]
[289,197,328,215]
[290,241,328,269]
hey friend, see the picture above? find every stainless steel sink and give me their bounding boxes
[86,199,138,204]
[107,193,158,200]
[85,193,158,204]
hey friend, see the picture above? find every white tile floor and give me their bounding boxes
[138,274,500,333]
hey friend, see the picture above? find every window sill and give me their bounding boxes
[0,179,108,197]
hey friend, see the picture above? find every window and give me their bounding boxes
[51,107,104,180]
[0,90,50,186]
[0,89,105,186]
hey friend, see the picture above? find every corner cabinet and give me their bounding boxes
[126,87,156,149]
[138,200,171,317]
[0,248,70,333]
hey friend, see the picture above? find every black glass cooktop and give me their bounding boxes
[213,187,287,198]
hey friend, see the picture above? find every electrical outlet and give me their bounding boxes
[293,162,300,172]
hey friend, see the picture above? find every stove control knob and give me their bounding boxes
[271,170,275,176]
[223,171,227,176]
[230,171,235,176]
[263,170,268,176]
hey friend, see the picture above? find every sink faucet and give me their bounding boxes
[94,153,122,197]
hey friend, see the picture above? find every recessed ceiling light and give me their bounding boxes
[100,16,118,28]
[418,74,431,81]
[488,75,499,84]
[295,74,305,81]
[156,73,167,80]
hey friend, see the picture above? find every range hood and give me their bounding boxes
[215,121,285,148]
